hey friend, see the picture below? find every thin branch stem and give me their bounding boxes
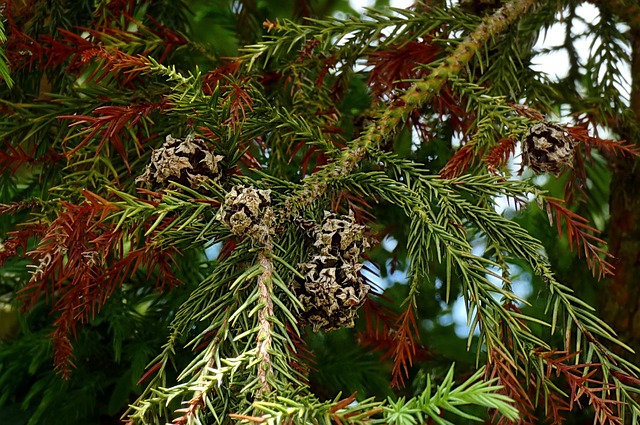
[257,248,275,397]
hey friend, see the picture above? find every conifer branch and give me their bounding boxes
[237,365,519,425]
[352,151,640,416]
[284,0,539,215]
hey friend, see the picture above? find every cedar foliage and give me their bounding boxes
[1,0,640,424]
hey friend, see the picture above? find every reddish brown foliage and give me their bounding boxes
[485,138,517,173]
[329,392,358,414]
[2,1,46,71]
[224,82,255,126]
[56,17,181,76]
[4,3,183,75]
[546,392,572,425]
[389,306,422,387]
[0,223,47,267]
[19,190,182,376]
[171,393,205,425]
[315,56,337,89]
[298,39,320,61]
[431,86,473,134]
[487,347,538,425]
[359,293,398,337]
[566,125,640,158]
[19,196,121,375]
[203,75,256,128]
[290,144,322,177]
[0,141,65,175]
[611,370,640,386]
[136,360,164,386]
[544,197,614,279]
[539,350,623,425]
[329,393,382,423]
[201,60,243,95]
[332,191,375,224]
[357,298,428,388]
[4,21,72,72]
[368,39,473,139]
[217,239,238,261]
[368,41,441,97]
[39,29,99,72]
[59,99,170,171]
[440,144,478,178]
[510,103,545,121]
[227,414,267,423]
[562,148,589,205]
[79,47,152,85]
[561,126,639,205]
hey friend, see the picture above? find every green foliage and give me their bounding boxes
[234,365,518,425]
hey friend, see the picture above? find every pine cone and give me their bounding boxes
[136,135,224,190]
[521,122,575,176]
[217,185,274,244]
[294,211,370,332]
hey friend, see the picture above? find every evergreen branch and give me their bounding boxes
[233,392,381,424]
[0,97,96,148]
[576,5,631,119]
[236,366,518,425]
[283,0,539,216]
[146,58,203,101]
[352,153,640,416]
[386,365,519,425]
[4,1,639,424]
[442,178,630,359]
[128,257,246,424]
[344,167,547,360]
[243,8,481,71]
[124,187,306,423]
